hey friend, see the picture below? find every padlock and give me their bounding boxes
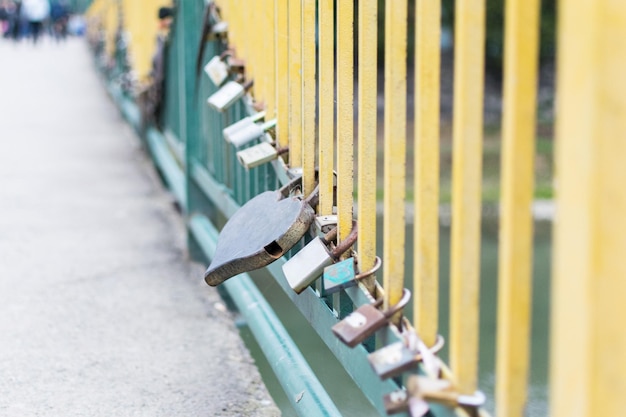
[315,215,338,233]
[408,397,431,417]
[368,331,445,380]
[383,389,409,415]
[195,3,228,77]
[384,388,431,417]
[204,176,319,286]
[226,119,277,148]
[407,376,486,411]
[207,79,253,112]
[204,55,230,86]
[222,111,265,143]
[236,142,288,169]
[323,255,381,295]
[204,3,228,38]
[282,222,358,294]
[212,21,228,34]
[332,289,411,348]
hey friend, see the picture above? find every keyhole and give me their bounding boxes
[264,241,283,258]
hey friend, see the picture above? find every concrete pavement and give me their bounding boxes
[0,38,280,417]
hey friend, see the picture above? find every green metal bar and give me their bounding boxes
[106,83,141,132]
[188,214,342,417]
[180,0,205,218]
[190,162,241,217]
[146,128,187,209]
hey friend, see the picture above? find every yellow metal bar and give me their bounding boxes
[257,0,266,110]
[275,0,289,148]
[121,0,165,84]
[449,0,485,395]
[495,0,540,415]
[244,1,253,93]
[337,0,354,242]
[241,0,248,69]
[551,1,626,416]
[413,0,441,348]
[104,0,119,58]
[383,0,407,313]
[244,1,253,89]
[318,0,334,215]
[231,0,241,51]
[288,0,303,168]
[238,0,245,52]
[249,2,259,94]
[301,0,316,198]
[264,0,277,119]
[357,0,377,292]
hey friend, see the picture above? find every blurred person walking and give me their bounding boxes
[49,0,68,41]
[0,1,9,35]
[4,0,20,40]
[21,0,49,44]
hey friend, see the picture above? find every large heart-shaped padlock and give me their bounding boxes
[204,178,317,286]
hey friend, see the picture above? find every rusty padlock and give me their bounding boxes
[332,289,411,348]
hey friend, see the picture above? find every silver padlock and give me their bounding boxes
[222,111,265,142]
[204,55,230,86]
[226,119,277,148]
[202,3,228,39]
[368,331,445,380]
[237,142,287,169]
[212,21,228,34]
[207,79,253,112]
[282,223,358,294]
[383,389,409,415]
[315,215,338,233]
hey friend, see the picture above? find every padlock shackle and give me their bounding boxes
[384,289,411,318]
[228,58,246,71]
[242,79,254,91]
[278,175,304,198]
[321,226,338,246]
[260,119,277,131]
[276,175,319,207]
[402,326,445,378]
[330,221,358,260]
[219,49,233,61]
[303,184,320,208]
[355,256,382,280]
[250,111,266,123]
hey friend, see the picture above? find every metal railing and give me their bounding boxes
[85,0,626,416]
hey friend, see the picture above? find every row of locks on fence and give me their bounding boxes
[198,15,485,413]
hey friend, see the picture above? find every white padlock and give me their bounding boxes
[207,80,252,112]
[204,55,229,86]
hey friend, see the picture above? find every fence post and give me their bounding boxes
[551,1,626,415]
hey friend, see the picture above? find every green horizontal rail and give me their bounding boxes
[145,128,186,209]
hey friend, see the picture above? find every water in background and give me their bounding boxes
[240,217,552,416]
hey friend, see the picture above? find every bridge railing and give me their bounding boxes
[85,0,626,416]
